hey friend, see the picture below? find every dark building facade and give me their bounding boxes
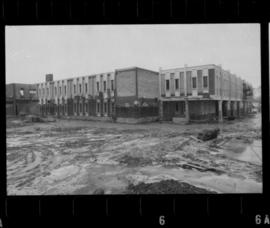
[115,67,159,123]
[6,83,39,116]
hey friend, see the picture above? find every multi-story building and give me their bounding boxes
[159,64,253,123]
[38,72,116,118]
[37,67,160,123]
[18,64,253,123]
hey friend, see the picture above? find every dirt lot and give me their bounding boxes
[6,114,262,195]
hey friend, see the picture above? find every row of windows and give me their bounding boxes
[39,79,115,97]
[165,76,208,91]
[42,102,115,114]
[96,80,114,92]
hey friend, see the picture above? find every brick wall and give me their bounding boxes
[6,83,38,100]
[6,84,14,98]
[115,96,137,106]
[116,69,136,97]
[137,68,159,99]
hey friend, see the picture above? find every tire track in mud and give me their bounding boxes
[6,126,132,194]
[6,117,262,194]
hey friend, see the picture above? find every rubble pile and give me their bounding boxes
[125,180,217,194]
[197,128,220,141]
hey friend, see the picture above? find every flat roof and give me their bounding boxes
[160,64,217,72]
[115,66,158,74]
[38,71,115,85]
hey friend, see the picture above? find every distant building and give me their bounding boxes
[159,64,253,123]
[6,83,39,116]
[36,67,159,123]
[8,64,254,123]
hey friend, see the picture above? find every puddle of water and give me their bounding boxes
[224,140,262,165]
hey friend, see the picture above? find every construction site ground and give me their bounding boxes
[6,113,262,195]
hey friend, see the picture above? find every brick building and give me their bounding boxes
[37,72,115,119]
[22,64,254,123]
[6,83,39,116]
[37,67,159,123]
[115,67,159,123]
[159,64,253,123]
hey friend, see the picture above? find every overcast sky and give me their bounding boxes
[6,24,260,88]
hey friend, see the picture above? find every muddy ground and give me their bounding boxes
[6,114,262,195]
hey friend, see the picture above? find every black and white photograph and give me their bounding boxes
[6,24,262,195]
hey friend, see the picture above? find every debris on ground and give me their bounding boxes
[6,113,262,195]
[197,128,220,141]
[125,179,218,194]
[119,155,152,167]
[24,115,44,123]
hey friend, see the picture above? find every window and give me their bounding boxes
[85,84,88,93]
[175,79,179,90]
[29,89,36,95]
[104,81,106,91]
[97,103,100,112]
[111,80,114,90]
[166,80,170,90]
[79,84,82,94]
[203,76,208,88]
[104,103,107,113]
[192,77,197,89]
[97,82,99,92]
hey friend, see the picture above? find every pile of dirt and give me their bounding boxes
[93,188,105,194]
[125,179,217,194]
